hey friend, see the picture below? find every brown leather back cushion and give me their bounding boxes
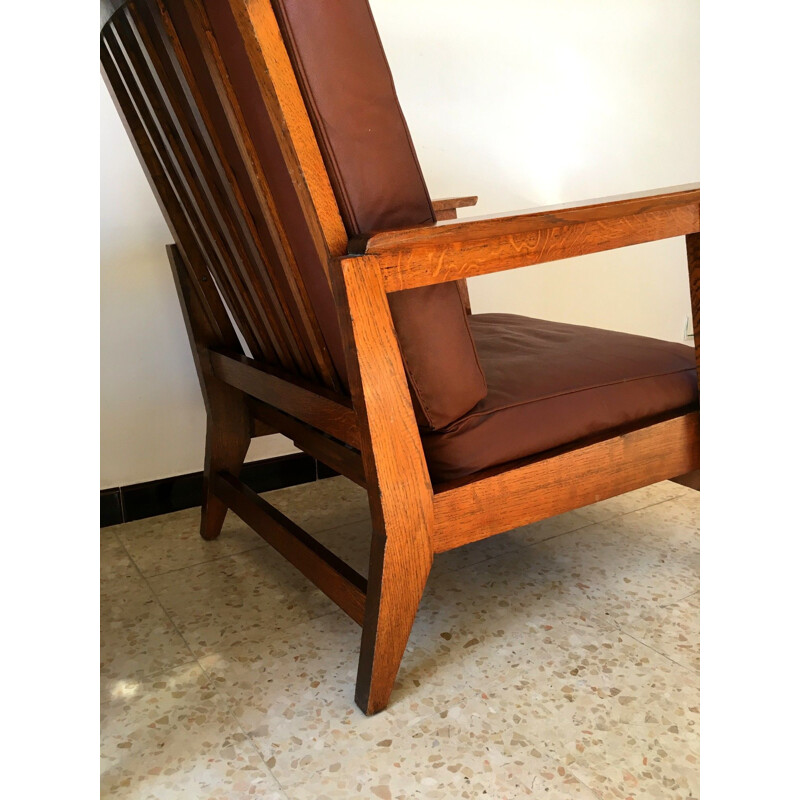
[273,0,487,429]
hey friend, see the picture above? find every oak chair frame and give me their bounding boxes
[101,0,699,715]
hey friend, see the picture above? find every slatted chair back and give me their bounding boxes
[101,0,351,391]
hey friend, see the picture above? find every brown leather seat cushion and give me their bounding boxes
[423,314,699,483]
[273,0,487,429]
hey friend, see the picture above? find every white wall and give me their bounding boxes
[100,0,699,489]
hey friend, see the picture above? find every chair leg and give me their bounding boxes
[165,244,253,541]
[200,396,251,540]
[355,527,432,715]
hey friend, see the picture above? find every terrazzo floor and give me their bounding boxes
[101,476,700,799]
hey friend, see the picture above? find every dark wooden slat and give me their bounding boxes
[248,400,366,488]
[172,0,341,391]
[112,10,292,367]
[103,22,270,361]
[347,185,700,293]
[210,350,361,450]
[227,0,349,264]
[214,471,367,625]
[101,39,240,351]
[131,2,317,377]
[432,411,700,552]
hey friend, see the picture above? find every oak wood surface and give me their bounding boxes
[228,0,349,266]
[103,1,701,717]
[214,471,367,624]
[167,245,252,540]
[332,256,434,715]
[347,185,699,293]
[432,411,699,552]
[248,399,367,488]
[431,196,478,310]
[209,350,360,449]
[431,195,479,213]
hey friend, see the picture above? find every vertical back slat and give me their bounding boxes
[102,0,348,390]
[103,19,275,363]
[152,0,341,389]
[226,0,350,268]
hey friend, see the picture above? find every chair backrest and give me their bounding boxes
[101,0,487,427]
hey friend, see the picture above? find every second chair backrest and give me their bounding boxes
[101,0,487,428]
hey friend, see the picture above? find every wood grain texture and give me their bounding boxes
[347,185,700,293]
[431,196,478,311]
[686,232,700,379]
[431,195,478,213]
[228,0,349,265]
[214,471,367,624]
[332,256,434,715]
[248,399,367,488]
[432,411,699,552]
[209,350,360,449]
[167,246,252,540]
[166,0,342,388]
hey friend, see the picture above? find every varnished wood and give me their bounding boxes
[214,471,367,624]
[166,246,252,540]
[347,185,700,293]
[332,256,434,716]
[671,470,700,491]
[228,0,349,266]
[431,195,478,214]
[104,3,700,716]
[686,232,700,379]
[433,411,699,551]
[248,399,367,488]
[172,0,342,390]
[209,350,360,449]
[432,196,478,312]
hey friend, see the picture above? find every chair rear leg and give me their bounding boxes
[356,526,432,715]
[201,393,251,540]
[166,244,253,541]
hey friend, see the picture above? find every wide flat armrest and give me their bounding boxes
[346,184,699,292]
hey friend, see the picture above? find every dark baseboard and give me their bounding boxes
[101,453,336,528]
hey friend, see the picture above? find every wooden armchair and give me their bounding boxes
[101,0,699,715]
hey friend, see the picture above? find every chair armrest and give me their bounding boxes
[431,195,478,221]
[346,184,699,292]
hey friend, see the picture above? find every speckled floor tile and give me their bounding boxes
[101,571,195,703]
[198,613,493,790]
[468,617,699,799]
[572,480,691,525]
[604,493,700,551]
[311,517,373,576]
[115,506,268,578]
[263,476,371,534]
[101,663,287,799]
[276,705,596,800]
[101,480,699,798]
[614,591,700,673]
[101,531,139,582]
[147,547,338,658]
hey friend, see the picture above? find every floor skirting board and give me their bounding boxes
[100,453,339,527]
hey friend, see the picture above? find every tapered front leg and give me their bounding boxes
[332,256,434,715]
